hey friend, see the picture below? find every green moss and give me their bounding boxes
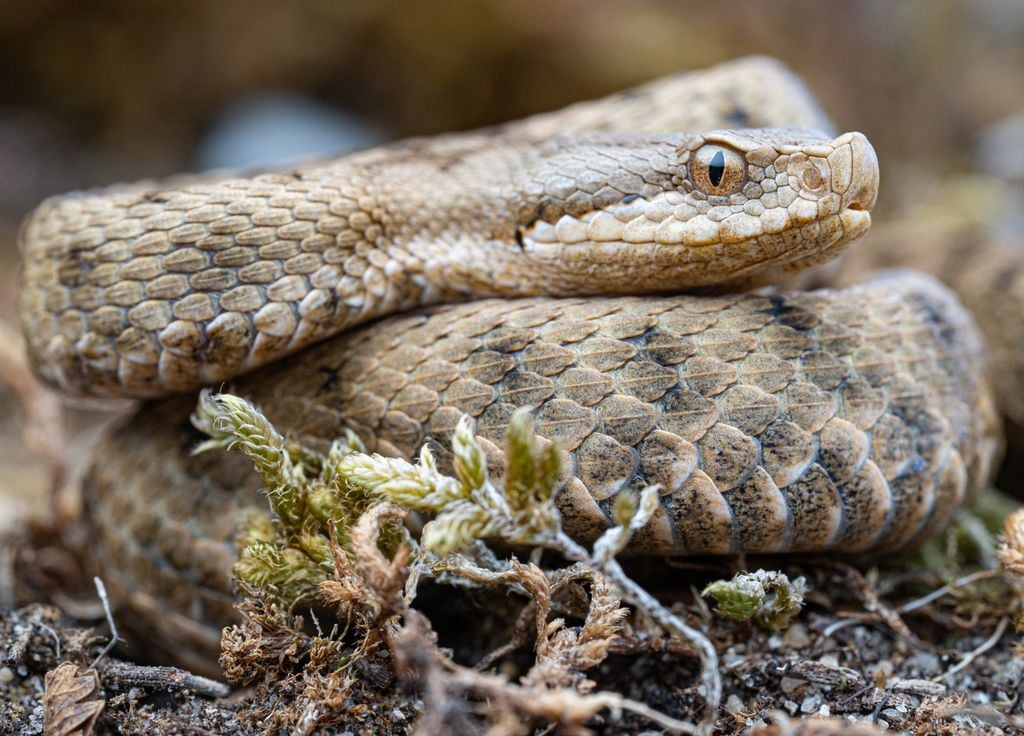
[192,392,565,601]
[702,569,806,631]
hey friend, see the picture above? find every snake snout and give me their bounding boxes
[828,131,879,213]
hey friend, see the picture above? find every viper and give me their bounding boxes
[17,57,1000,673]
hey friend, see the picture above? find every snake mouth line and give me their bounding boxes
[522,207,871,258]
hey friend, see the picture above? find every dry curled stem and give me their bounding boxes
[391,608,697,736]
[524,572,628,692]
[219,584,313,685]
[432,556,553,646]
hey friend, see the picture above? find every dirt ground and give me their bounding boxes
[3,506,1024,734]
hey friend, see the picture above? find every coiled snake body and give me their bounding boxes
[18,57,1001,671]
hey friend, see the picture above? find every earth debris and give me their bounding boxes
[2,392,1024,734]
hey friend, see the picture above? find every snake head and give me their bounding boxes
[516,128,878,292]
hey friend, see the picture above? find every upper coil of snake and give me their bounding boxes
[16,57,1001,669]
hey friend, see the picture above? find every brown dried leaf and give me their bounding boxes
[42,661,104,736]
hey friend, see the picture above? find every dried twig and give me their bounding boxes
[443,659,698,735]
[932,616,1009,683]
[825,561,914,640]
[96,662,230,698]
[391,608,698,736]
[89,577,118,669]
[896,569,1000,614]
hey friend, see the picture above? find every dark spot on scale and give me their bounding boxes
[319,366,340,394]
[514,227,525,249]
[621,194,641,204]
[915,298,946,329]
[909,294,958,348]
[56,256,88,286]
[761,295,818,331]
[436,155,466,173]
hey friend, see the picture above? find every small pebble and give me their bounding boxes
[780,677,804,695]
[881,707,903,722]
[783,622,810,648]
[903,651,941,676]
[819,653,840,668]
[723,651,748,669]
[993,657,1024,687]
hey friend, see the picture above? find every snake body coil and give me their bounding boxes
[17,57,1001,670]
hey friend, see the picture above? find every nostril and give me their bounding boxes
[835,132,879,214]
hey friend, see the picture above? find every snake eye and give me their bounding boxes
[691,144,746,196]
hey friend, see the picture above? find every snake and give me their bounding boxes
[17,56,1001,674]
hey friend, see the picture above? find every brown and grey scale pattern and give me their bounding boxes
[82,274,1000,668]
[272,275,995,558]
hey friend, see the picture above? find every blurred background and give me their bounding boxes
[2,0,1023,510]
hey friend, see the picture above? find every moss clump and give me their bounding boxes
[192,391,709,734]
[702,569,806,631]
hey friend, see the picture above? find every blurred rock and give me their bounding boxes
[977,110,1024,184]
[196,92,384,170]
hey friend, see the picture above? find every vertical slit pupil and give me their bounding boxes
[708,149,726,187]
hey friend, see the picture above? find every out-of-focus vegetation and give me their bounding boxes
[2,0,1023,218]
